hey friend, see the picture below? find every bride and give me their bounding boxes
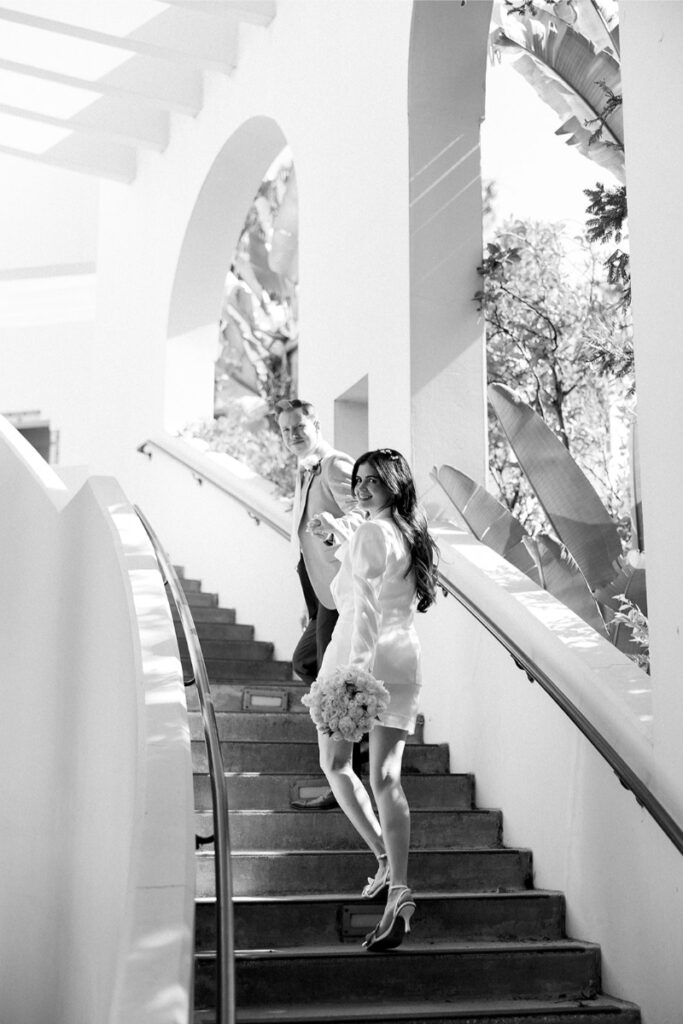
[306,448,438,951]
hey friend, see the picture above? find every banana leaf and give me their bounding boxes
[491,7,624,181]
[269,169,298,282]
[433,465,540,582]
[629,417,644,552]
[596,559,647,617]
[569,0,620,59]
[526,533,608,634]
[246,231,288,298]
[488,383,623,591]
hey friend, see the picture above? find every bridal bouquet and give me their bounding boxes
[302,665,390,742]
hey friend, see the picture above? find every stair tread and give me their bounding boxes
[206,994,640,1021]
[195,771,473,780]
[197,807,500,817]
[207,844,530,853]
[202,938,600,960]
[197,889,564,905]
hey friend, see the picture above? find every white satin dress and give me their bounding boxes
[317,515,422,734]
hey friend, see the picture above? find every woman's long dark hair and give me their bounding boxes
[352,449,438,612]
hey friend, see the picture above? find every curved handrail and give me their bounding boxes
[137,438,683,859]
[134,505,235,1024]
[138,436,290,541]
[438,570,683,857]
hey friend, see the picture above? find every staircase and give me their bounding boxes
[174,569,641,1024]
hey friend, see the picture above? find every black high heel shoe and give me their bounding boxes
[362,885,415,951]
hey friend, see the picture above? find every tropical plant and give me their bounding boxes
[434,383,648,666]
[477,218,634,532]
[584,181,630,308]
[215,150,299,418]
[180,400,296,500]
[490,0,630,308]
[490,0,623,180]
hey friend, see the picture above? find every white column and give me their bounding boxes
[408,0,492,496]
[620,0,683,807]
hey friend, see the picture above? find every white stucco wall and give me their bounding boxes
[620,0,683,826]
[1,2,683,1020]
[0,419,193,1024]
[86,1,416,500]
[0,159,98,273]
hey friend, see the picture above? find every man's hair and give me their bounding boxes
[276,398,317,419]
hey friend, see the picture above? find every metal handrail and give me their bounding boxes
[138,438,290,541]
[134,505,235,1024]
[136,435,683,858]
[438,570,683,858]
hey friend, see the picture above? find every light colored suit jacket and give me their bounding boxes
[293,444,360,609]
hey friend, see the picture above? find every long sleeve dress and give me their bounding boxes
[317,516,422,734]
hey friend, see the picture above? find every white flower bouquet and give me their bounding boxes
[302,665,390,742]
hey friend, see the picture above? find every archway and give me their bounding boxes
[164,116,289,433]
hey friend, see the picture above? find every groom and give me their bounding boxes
[277,398,361,808]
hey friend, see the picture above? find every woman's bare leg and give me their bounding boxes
[318,732,384,858]
[368,725,411,928]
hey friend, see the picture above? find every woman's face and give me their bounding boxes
[354,461,392,517]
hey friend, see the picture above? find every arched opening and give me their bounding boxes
[164,116,291,435]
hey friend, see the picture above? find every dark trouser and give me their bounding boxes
[294,557,364,773]
[292,557,338,684]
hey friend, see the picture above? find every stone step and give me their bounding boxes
[179,621,255,643]
[195,890,566,949]
[190,710,424,743]
[179,638,274,661]
[194,808,502,851]
[193,771,474,811]
[196,848,533,898]
[187,659,293,681]
[187,683,307,714]
[191,741,449,774]
[193,994,641,1024]
[178,576,202,593]
[173,605,236,624]
[194,940,602,1009]
[190,711,315,743]
[184,591,219,608]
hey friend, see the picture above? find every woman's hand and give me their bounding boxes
[306,512,336,546]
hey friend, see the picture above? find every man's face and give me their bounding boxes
[278,408,320,460]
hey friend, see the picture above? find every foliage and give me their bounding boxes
[184,150,300,499]
[492,0,630,311]
[433,463,607,633]
[215,150,299,417]
[435,387,649,668]
[180,400,296,500]
[476,218,633,532]
[491,1,624,181]
[584,182,630,308]
[584,79,623,148]
[611,594,650,672]
[488,382,623,592]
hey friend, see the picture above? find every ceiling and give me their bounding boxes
[0,0,276,183]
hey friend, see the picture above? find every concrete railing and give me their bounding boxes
[0,416,194,1024]
[133,437,683,1020]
